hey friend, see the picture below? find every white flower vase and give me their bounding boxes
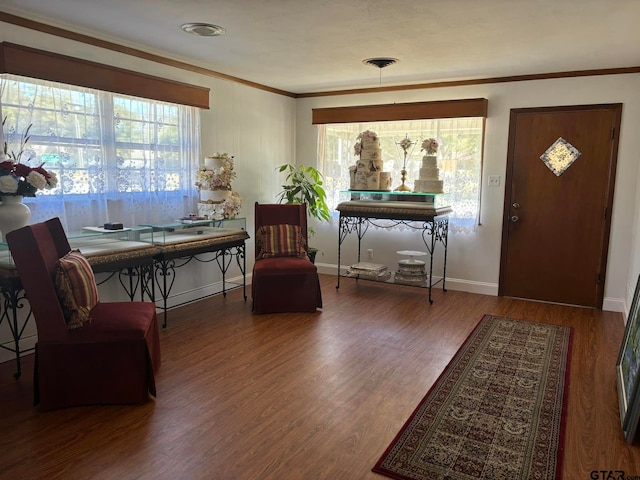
[0,196,31,241]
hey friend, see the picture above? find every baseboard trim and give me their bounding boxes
[603,297,625,313]
[319,263,499,296]
[161,275,247,310]
[444,278,499,296]
[319,263,624,312]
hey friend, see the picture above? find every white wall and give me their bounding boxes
[0,21,296,362]
[296,75,640,314]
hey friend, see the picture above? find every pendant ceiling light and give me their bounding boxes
[363,57,399,85]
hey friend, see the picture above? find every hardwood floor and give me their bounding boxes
[0,274,636,480]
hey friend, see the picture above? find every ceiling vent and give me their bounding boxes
[181,23,226,37]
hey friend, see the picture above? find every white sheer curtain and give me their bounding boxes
[318,118,484,234]
[0,74,200,233]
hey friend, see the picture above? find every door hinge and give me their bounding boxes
[611,127,615,139]
[596,273,602,284]
[604,207,608,220]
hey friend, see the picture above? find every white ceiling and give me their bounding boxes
[1,0,639,95]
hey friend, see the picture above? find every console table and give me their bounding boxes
[0,219,248,377]
[145,224,248,329]
[336,200,452,303]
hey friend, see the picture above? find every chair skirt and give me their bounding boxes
[252,257,322,314]
[35,301,161,411]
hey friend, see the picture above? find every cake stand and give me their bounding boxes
[395,250,428,285]
[396,250,428,262]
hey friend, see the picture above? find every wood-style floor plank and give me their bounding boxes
[0,274,636,480]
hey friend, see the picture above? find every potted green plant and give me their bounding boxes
[276,164,330,263]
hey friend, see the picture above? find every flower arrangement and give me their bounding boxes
[421,138,439,155]
[199,190,242,220]
[1,119,58,197]
[195,153,236,191]
[220,191,242,219]
[357,130,377,140]
[353,130,378,156]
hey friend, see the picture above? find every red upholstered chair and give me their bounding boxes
[252,202,322,314]
[6,217,161,410]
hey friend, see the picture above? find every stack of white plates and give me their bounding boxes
[395,250,427,285]
[347,262,391,281]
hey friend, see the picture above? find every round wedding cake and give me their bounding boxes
[196,153,242,220]
[351,130,392,191]
[414,138,444,194]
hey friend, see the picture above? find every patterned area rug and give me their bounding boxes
[373,314,573,480]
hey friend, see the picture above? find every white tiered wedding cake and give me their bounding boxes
[196,153,242,220]
[413,138,443,194]
[350,130,392,191]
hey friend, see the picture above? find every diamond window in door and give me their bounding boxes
[540,137,581,176]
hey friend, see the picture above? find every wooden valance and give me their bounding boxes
[0,42,210,109]
[312,98,488,124]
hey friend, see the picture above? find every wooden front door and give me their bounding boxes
[499,104,622,308]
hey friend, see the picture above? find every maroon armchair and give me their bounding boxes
[252,202,322,314]
[6,217,161,410]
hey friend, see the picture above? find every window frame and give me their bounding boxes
[1,73,200,232]
[313,99,488,233]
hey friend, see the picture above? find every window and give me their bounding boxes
[317,117,484,233]
[0,74,199,232]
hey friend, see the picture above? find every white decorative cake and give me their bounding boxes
[413,138,443,194]
[196,153,242,220]
[352,130,392,191]
[359,136,383,168]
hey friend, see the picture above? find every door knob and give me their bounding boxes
[512,202,520,209]
[511,215,519,223]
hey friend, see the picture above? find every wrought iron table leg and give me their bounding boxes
[154,259,176,330]
[0,284,33,379]
[337,215,343,289]
[233,244,247,300]
[428,221,436,304]
[441,218,449,292]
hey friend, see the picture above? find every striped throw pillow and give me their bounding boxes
[256,224,307,260]
[55,250,100,329]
